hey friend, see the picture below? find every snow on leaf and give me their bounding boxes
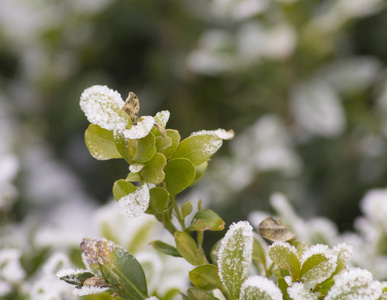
[332,243,353,274]
[326,268,382,300]
[154,110,170,127]
[80,85,128,133]
[129,163,144,173]
[123,116,155,139]
[240,276,283,300]
[287,282,318,300]
[218,221,253,298]
[73,286,110,296]
[117,184,150,218]
[190,128,235,140]
[300,244,336,285]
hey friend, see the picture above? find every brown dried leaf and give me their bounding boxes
[257,217,295,242]
[122,92,140,123]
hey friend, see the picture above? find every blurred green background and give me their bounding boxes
[2,0,387,232]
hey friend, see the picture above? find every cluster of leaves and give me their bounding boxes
[58,86,387,300]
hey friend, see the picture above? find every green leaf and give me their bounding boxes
[148,240,181,257]
[57,269,95,286]
[114,132,131,162]
[148,187,169,214]
[217,221,253,299]
[187,287,218,300]
[163,129,181,158]
[268,242,300,281]
[108,245,148,299]
[80,238,148,299]
[333,244,353,275]
[252,237,267,268]
[190,161,208,187]
[300,246,336,285]
[112,180,136,201]
[189,265,224,291]
[85,124,122,160]
[171,134,223,166]
[174,231,207,266]
[126,172,141,182]
[210,239,222,267]
[165,158,196,195]
[132,132,156,163]
[187,209,224,232]
[277,277,291,300]
[156,135,172,153]
[181,200,193,219]
[143,153,166,184]
[240,276,283,300]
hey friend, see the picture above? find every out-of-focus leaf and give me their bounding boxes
[187,287,218,300]
[148,240,181,257]
[257,217,295,242]
[175,231,207,266]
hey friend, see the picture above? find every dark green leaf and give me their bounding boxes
[165,158,196,195]
[148,240,181,257]
[187,209,224,232]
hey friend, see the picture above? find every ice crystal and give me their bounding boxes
[218,221,253,294]
[240,276,283,300]
[190,128,235,140]
[287,282,318,300]
[129,163,144,173]
[326,268,382,300]
[73,286,110,296]
[80,85,128,133]
[123,116,155,139]
[56,268,89,279]
[154,110,170,127]
[300,244,336,285]
[117,184,150,218]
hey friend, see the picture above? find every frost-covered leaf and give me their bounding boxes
[165,158,196,195]
[174,231,207,266]
[258,217,295,242]
[148,187,169,214]
[123,116,155,140]
[80,85,131,133]
[189,264,224,291]
[132,132,157,163]
[143,153,166,184]
[268,241,300,281]
[240,276,283,300]
[326,268,382,300]
[190,129,234,140]
[129,163,144,173]
[171,132,226,166]
[113,179,136,201]
[116,184,150,218]
[154,110,170,128]
[186,209,225,232]
[300,244,336,285]
[218,221,253,298]
[148,240,181,257]
[163,129,181,158]
[80,237,148,299]
[85,124,122,160]
[73,285,110,296]
[332,243,353,275]
[56,268,94,286]
[287,282,318,300]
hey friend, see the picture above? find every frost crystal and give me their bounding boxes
[240,276,283,300]
[300,244,336,285]
[129,163,144,173]
[80,85,128,133]
[73,286,110,296]
[123,116,155,139]
[287,282,318,300]
[326,268,382,300]
[155,110,170,127]
[190,128,235,140]
[218,221,253,295]
[56,268,89,279]
[117,184,150,218]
